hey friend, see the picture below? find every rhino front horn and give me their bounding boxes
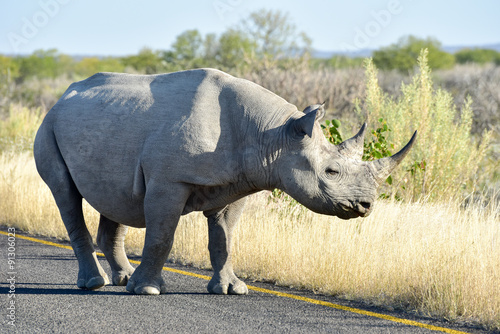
[370,130,418,183]
[337,123,367,159]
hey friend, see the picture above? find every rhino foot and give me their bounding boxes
[112,267,135,286]
[132,285,162,295]
[112,274,130,286]
[75,250,110,290]
[77,274,110,290]
[126,275,167,295]
[207,278,248,295]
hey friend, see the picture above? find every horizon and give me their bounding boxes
[4,41,500,59]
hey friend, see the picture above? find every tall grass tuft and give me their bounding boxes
[357,50,491,201]
[0,103,43,153]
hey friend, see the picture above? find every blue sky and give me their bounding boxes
[1,0,499,55]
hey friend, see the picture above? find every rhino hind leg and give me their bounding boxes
[97,216,135,286]
[34,128,109,290]
[205,198,248,295]
[61,197,111,290]
[42,168,109,289]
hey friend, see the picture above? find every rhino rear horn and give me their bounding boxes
[370,131,418,183]
[337,123,367,160]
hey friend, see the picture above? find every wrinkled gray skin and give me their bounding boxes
[34,69,416,295]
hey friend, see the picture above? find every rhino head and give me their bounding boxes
[275,104,416,220]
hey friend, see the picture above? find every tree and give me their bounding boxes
[237,9,312,58]
[217,29,256,70]
[122,47,164,74]
[203,33,219,62]
[16,49,72,80]
[373,36,455,72]
[118,9,314,73]
[163,29,215,70]
[170,29,203,62]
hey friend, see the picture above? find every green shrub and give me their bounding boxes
[455,48,500,65]
[0,55,20,81]
[312,56,364,69]
[322,117,396,161]
[321,119,343,145]
[15,49,74,80]
[74,57,125,78]
[362,118,394,161]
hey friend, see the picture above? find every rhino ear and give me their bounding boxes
[291,109,318,138]
[302,102,326,120]
[290,102,325,138]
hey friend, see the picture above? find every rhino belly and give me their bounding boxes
[70,168,147,228]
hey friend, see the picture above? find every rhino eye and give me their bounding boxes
[325,168,340,177]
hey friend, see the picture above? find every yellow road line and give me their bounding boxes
[1,230,469,334]
[245,285,467,334]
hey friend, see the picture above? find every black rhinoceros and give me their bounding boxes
[34,68,416,295]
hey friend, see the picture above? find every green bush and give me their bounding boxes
[74,57,125,78]
[121,48,164,74]
[0,55,20,81]
[312,56,364,70]
[455,48,500,65]
[321,119,343,145]
[15,49,74,80]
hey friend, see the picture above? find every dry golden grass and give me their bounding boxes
[1,152,499,331]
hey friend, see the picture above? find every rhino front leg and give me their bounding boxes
[97,216,135,286]
[205,198,248,295]
[126,184,189,295]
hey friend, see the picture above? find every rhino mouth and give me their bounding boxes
[338,201,372,218]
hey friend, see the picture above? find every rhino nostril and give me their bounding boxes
[359,202,371,210]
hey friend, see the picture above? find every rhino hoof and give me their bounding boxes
[208,281,248,295]
[130,284,168,295]
[229,281,249,295]
[112,274,131,286]
[135,285,161,295]
[77,274,109,290]
[126,278,168,295]
[208,283,228,295]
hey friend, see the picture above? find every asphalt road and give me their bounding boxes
[0,229,491,334]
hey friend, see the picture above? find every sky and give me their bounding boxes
[1,0,499,56]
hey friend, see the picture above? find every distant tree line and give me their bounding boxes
[1,9,500,84]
